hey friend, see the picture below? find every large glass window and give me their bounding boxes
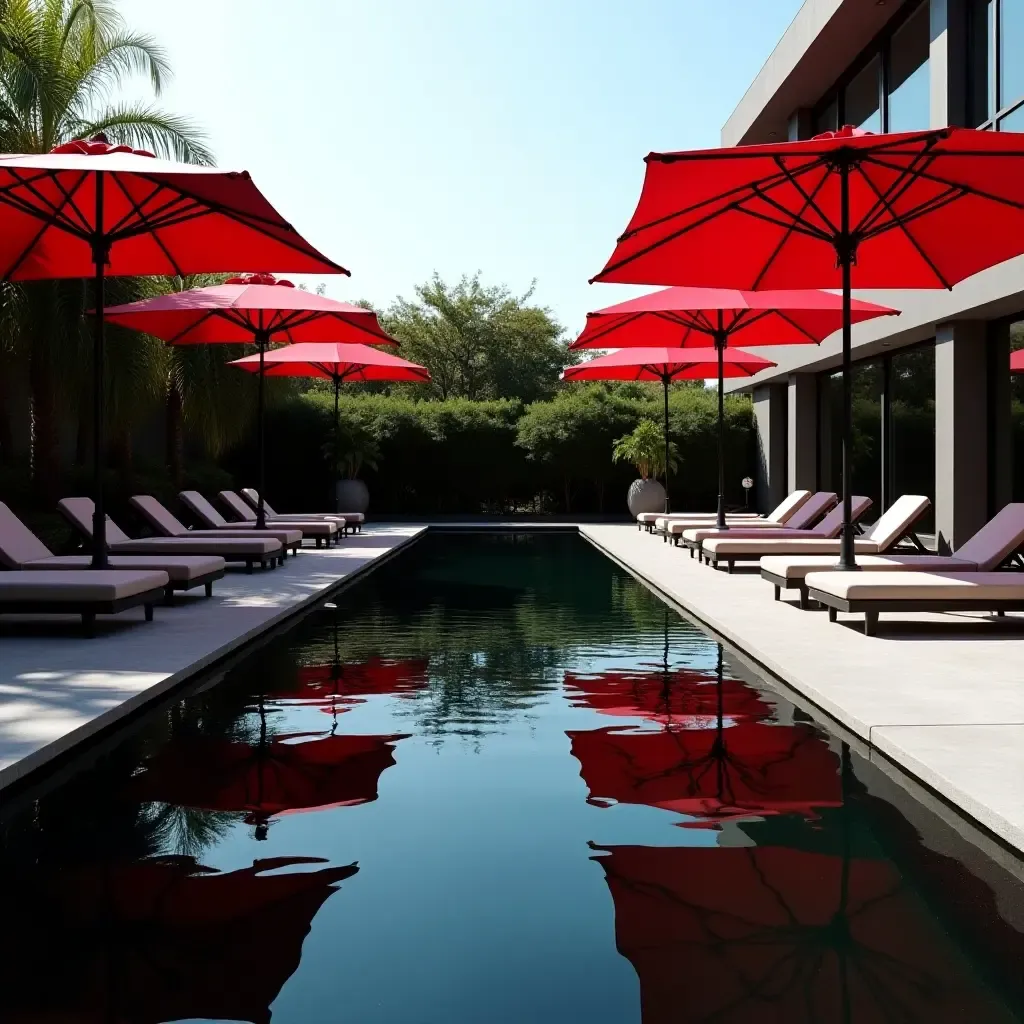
[818,346,935,534]
[845,55,882,132]
[1000,0,1024,114]
[969,0,1024,128]
[891,346,936,533]
[888,3,931,131]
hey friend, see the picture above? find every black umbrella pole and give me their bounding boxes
[662,376,671,515]
[334,376,340,514]
[256,342,267,530]
[90,175,108,569]
[716,340,728,530]
[838,160,857,571]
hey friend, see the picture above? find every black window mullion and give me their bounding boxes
[880,39,890,133]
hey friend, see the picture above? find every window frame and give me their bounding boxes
[810,0,927,133]
[976,0,1024,130]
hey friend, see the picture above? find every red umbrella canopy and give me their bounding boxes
[102,273,396,346]
[560,346,775,382]
[591,843,1016,1023]
[0,140,345,278]
[1011,349,1024,374]
[571,286,898,350]
[563,669,774,727]
[126,730,409,822]
[3,854,357,1024]
[568,722,842,823]
[593,126,1024,290]
[230,341,431,382]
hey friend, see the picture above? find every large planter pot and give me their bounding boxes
[626,478,666,518]
[335,478,370,515]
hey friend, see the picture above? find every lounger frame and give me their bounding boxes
[806,588,1024,636]
[0,585,166,637]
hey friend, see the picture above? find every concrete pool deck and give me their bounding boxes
[0,526,424,789]
[581,524,1024,857]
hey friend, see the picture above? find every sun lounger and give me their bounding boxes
[761,501,1024,606]
[695,496,873,571]
[0,501,224,600]
[0,569,169,635]
[240,488,362,533]
[804,571,1024,636]
[643,490,812,535]
[751,494,931,604]
[60,497,283,572]
[216,491,338,548]
[676,491,840,555]
[129,495,293,562]
[178,491,306,552]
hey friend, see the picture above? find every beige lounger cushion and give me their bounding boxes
[761,553,976,583]
[58,497,135,544]
[115,536,279,556]
[953,502,1024,571]
[219,491,336,535]
[22,554,225,581]
[861,494,931,548]
[804,570,1024,602]
[701,497,873,552]
[642,490,812,527]
[240,489,363,523]
[0,501,55,565]
[0,569,168,601]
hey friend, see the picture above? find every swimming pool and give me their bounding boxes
[2,532,1023,1022]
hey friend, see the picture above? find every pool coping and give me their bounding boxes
[0,528,425,796]
[579,524,1024,864]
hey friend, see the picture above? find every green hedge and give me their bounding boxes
[224,385,758,516]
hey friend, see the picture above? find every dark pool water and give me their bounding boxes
[3,532,1024,1023]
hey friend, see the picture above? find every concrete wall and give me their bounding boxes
[753,384,788,512]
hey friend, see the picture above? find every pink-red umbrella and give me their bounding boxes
[0,136,345,565]
[592,126,1024,567]
[561,347,776,514]
[103,276,402,526]
[230,341,431,514]
[571,288,897,524]
[1011,349,1024,374]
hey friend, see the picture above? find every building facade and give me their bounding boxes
[724,0,1024,552]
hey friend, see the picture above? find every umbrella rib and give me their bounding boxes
[109,174,186,276]
[749,160,837,290]
[854,164,953,289]
[769,308,825,344]
[0,168,94,238]
[853,144,941,236]
[132,172,350,274]
[583,310,648,346]
[865,151,1024,211]
[768,154,838,235]
[31,167,95,236]
[726,307,775,338]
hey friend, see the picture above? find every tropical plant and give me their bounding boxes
[323,416,381,480]
[0,0,211,497]
[612,418,679,480]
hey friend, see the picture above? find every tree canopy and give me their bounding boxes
[380,273,572,403]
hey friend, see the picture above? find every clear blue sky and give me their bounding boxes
[119,0,802,338]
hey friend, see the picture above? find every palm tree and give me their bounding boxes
[0,0,211,499]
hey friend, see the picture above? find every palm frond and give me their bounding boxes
[72,101,212,162]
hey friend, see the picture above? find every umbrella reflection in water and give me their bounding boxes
[2,854,357,1024]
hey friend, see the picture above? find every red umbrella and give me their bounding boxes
[230,341,431,515]
[564,668,773,727]
[593,126,1024,565]
[571,287,897,525]
[0,136,345,565]
[127,727,408,839]
[4,854,357,1024]
[102,275,400,526]
[1011,349,1024,374]
[561,347,776,514]
[591,842,1014,1022]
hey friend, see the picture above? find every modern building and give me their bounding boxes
[724,0,1024,552]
